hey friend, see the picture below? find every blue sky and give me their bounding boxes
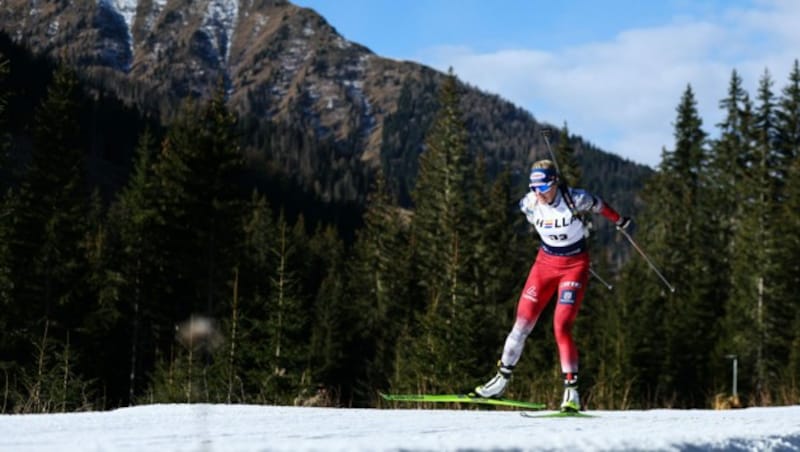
[293,0,800,167]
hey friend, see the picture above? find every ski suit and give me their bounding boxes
[499,187,622,374]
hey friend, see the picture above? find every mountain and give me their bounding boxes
[0,0,652,209]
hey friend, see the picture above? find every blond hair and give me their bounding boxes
[531,159,555,171]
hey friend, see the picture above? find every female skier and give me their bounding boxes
[474,159,630,412]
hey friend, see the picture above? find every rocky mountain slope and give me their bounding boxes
[0,0,651,206]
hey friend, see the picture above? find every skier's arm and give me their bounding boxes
[571,189,631,229]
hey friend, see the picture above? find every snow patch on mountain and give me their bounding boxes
[46,20,59,40]
[100,0,138,43]
[202,0,239,63]
[96,0,138,71]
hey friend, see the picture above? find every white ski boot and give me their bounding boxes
[560,374,581,412]
[474,363,513,398]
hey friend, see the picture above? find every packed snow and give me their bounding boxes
[1,403,799,451]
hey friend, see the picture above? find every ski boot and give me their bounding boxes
[560,373,581,412]
[474,361,514,398]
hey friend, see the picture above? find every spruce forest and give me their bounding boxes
[1,37,800,413]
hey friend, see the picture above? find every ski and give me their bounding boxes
[521,410,596,418]
[379,392,546,410]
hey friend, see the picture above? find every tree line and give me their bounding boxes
[1,40,799,412]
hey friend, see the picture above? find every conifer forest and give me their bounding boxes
[1,40,800,414]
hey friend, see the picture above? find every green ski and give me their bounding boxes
[521,410,596,418]
[379,392,546,410]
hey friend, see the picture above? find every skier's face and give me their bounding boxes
[534,183,557,203]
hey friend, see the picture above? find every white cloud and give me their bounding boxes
[417,1,800,168]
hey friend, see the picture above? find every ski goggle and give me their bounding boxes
[529,167,556,193]
[530,181,555,193]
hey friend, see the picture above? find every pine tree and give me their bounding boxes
[715,71,777,404]
[617,85,714,407]
[10,63,88,314]
[749,69,787,400]
[5,64,95,411]
[711,69,749,256]
[399,69,481,392]
[773,61,800,400]
[235,190,277,402]
[307,225,348,405]
[775,60,800,191]
[264,212,307,403]
[152,86,245,320]
[783,154,800,400]
[347,169,415,403]
[106,127,166,403]
[145,85,247,403]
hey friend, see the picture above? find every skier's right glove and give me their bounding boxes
[615,216,632,231]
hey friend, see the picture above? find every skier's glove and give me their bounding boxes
[615,216,632,231]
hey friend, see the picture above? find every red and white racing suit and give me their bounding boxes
[499,187,622,374]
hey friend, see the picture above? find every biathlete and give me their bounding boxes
[474,159,631,412]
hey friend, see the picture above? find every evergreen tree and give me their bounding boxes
[783,154,800,400]
[5,64,96,411]
[144,85,247,403]
[235,190,278,402]
[106,127,166,403]
[470,165,519,331]
[710,69,748,257]
[347,169,415,404]
[773,61,800,400]
[307,225,348,405]
[263,212,308,403]
[79,189,127,404]
[775,60,800,192]
[152,86,245,320]
[749,70,786,400]
[399,69,481,392]
[617,85,713,407]
[714,71,778,404]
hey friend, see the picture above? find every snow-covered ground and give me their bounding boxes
[1,403,799,451]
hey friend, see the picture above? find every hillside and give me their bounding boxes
[0,0,652,210]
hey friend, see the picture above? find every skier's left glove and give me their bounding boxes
[615,216,632,231]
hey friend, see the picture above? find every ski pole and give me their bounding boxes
[589,267,613,291]
[617,227,676,293]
